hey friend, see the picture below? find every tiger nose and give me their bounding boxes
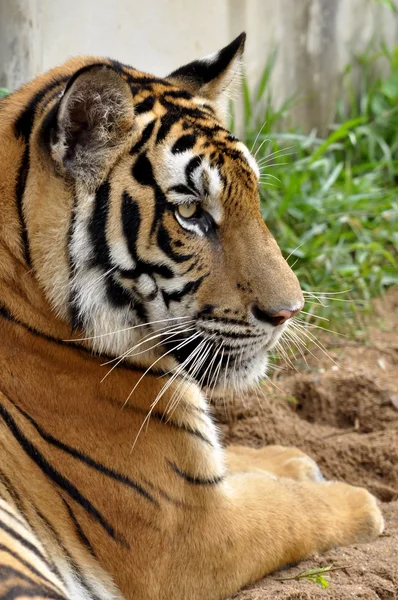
[251,303,304,327]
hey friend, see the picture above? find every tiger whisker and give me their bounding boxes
[258,161,289,172]
[129,331,204,451]
[257,144,296,159]
[166,338,214,419]
[299,310,329,322]
[202,342,223,398]
[284,242,306,264]
[284,327,310,364]
[288,322,340,367]
[258,172,281,183]
[127,330,202,410]
[65,315,192,342]
[142,335,210,436]
[250,119,269,153]
[162,338,210,412]
[208,344,224,403]
[294,319,346,338]
[274,338,298,371]
[101,321,196,367]
[302,289,352,297]
[253,136,272,159]
[99,323,196,382]
[257,146,295,164]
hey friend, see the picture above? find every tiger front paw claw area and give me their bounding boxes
[323,481,385,546]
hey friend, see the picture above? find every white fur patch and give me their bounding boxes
[236,142,260,178]
[109,240,136,271]
[136,274,157,298]
[162,150,224,225]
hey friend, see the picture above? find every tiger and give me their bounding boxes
[0,32,384,600]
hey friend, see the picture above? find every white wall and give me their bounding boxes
[1,0,397,132]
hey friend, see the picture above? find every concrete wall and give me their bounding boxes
[1,0,397,132]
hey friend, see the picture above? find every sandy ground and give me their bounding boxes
[215,290,398,599]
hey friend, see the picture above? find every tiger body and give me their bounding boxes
[0,35,384,600]
[0,314,222,599]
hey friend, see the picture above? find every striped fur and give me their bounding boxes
[0,34,383,599]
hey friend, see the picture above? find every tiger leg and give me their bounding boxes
[0,497,69,599]
[165,468,383,599]
[225,444,325,481]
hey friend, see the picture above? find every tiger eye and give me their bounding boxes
[176,203,197,219]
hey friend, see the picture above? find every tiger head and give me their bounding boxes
[15,33,303,393]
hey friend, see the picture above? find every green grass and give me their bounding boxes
[0,88,9,99]
[237,44,398,332]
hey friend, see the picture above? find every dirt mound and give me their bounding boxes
[217,290,398,599]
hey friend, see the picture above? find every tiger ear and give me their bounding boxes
[51,64,135,188]
[167,33,246,106]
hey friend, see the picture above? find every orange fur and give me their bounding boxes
[0,35,383,600]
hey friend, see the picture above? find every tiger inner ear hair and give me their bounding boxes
[50,64,135,188]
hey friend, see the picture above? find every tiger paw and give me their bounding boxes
[226,444,324,482]
[318,481,384,547]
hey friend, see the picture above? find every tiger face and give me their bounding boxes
[26,33,303,393]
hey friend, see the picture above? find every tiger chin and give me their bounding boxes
[0,33,383,600]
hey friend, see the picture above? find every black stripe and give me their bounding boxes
[10,401,158,506]
[164,90,193,100]
[130,120,155,155]
[0,470,26,519]
[0,404,127,546]
[0,505,26,529]
[33,506,101,598]
[159,98,213,124]
[171,133,197,154]
[105,276,132,308]
[121,191,140,263]
[123,405,213,446]
[15,146,31,266]
[89,181,111,268]
[39,102,60,150]
[15,79,63,264]
[204,330,258,340]
[132,152,156,187]
[107,59,129,74]
[66,194,83,332]
[0,545,63,595]
[128,75,171,87]
[85,181,133,311]
[0,565,65,600]
[0,521,51,570]
[168,184,195,196]
[155,109,181,144]
[133,153,167,235]
[134,96,156,114]
[14,76,69,142]
[120,191,174,280]
[185,155,203,191]
[169,462,224,485]
[157,223,193,263]
[0,471,65,585]
[162,275,206,304]
[61,499,96,558]
[0,586,64,600]
[0,566,66,600]
[198,314,251,327]
[0,305,167,376]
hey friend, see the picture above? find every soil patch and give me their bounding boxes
[217,290,398,599]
